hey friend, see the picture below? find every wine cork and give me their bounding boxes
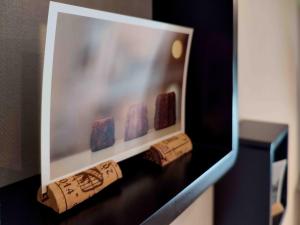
[272,202,284,217]
[144,133,192,166]
[37,160,122,213]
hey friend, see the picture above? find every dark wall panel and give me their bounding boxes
[153,0,234,153]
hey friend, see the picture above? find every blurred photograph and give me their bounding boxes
[41,3,193,185]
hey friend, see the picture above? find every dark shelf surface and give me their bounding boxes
[239,120,288,149]
[0,146,232,225]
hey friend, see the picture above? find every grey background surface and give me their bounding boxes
[0,0,151,187]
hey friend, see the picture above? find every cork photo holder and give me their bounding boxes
[37,160,122,213]
[38,1,193,212]
[143,133,192,167]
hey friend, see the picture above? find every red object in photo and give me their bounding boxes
[124,103,149,141]
[90,117,115,151]
[154,92,176,130]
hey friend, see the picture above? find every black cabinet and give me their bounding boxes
[215,120,288,225]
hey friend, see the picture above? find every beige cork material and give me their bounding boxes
[272,202,284,217]
[143,133,193,167]
[37,160,122,213]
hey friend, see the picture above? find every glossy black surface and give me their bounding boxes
[0,147,226,225]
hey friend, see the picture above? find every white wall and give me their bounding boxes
[239,0,299,225]
[170,187,213,225]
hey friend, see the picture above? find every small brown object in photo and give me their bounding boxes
[90,117,115,152]
[154,92,176,130]
[124,103,149,141]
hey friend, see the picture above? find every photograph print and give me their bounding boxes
[41,2,193,189]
